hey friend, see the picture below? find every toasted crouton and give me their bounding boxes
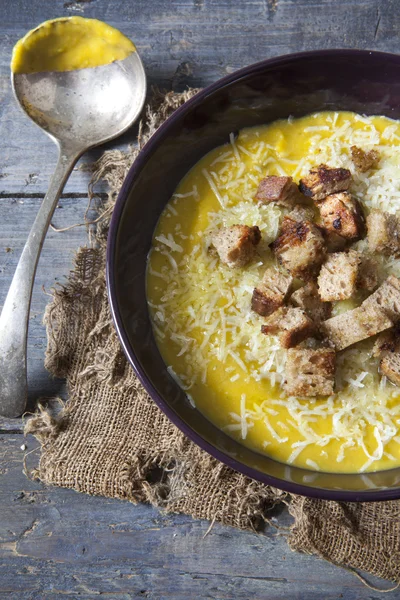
[367,209,400,257]
[321,309,386,351]
[261,307,316,348]
[251,268,292,316]
[299,164,352,202]
[321,276,400,350]
[290,283,332,323]
[270,217,326,280]
[288,205,316,222]
[324,231,348,253]
[362,275,400,320]
[373,330,399,358]
[212,225,261,267]
[372,329,400,386]
[380,353,400,386]
[318,252,360,302]
[330,250,378,292]
[284,348,336,397]
[351,146,380,172]
[318,192,365,240]
[255,176,305,208]
[357,253,379,291]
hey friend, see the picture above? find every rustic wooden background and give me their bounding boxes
[1,0,400,597]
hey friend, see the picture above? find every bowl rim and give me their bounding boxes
[107,48,400,501]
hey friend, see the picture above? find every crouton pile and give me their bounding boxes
[211,149,400,397]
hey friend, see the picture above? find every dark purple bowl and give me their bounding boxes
[107,49,400,501]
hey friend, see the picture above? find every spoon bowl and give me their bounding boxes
[12,51,146,149]
[0,32,146,417]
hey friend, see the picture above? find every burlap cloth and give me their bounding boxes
[25,89,400,591]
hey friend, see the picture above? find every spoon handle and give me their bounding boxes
[0,147,79,417]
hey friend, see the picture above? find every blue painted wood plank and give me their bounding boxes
[0,196,91,431]
[0,0,398,193]
[0,436,393,599]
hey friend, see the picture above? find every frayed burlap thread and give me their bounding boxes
[25,89,400,585]
[289,497,400,590]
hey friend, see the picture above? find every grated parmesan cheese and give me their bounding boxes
[155,234,183,253]
[305,459,320,470]
[202,168,225,207]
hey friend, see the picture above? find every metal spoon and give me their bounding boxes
[0,43,146,417]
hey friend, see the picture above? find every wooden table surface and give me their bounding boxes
[1,1,400,598]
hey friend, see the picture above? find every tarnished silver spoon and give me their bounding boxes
[0,39,146,417]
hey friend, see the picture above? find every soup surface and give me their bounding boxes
[11,16,135,74]
[147,111,400,473]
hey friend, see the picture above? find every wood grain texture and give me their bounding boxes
[0,436,393,599]
[0,0,398,194]
[0,196,91,426]
[1,0,400,597]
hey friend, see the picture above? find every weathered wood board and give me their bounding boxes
[1,0,398,194]
[0,436,394,599]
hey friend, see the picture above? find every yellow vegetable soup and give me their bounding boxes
[147,111,400,474]
[11,16,135,74]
